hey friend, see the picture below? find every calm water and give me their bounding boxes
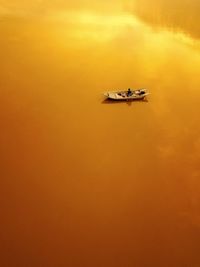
[1,1,200,266]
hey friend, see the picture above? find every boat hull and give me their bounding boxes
[104,89,149,101]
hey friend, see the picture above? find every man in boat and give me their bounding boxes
[127,88,132,96]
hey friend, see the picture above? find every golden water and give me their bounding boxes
[1,1,200,266]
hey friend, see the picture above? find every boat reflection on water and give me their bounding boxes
[102,95,149,105]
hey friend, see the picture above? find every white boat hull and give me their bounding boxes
[104,89,149,101]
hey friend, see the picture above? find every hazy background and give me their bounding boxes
[133,0,200,39]
[1,1,200,266]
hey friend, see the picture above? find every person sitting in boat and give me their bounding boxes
[127,88,132,96]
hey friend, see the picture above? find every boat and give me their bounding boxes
[104,88,149,101]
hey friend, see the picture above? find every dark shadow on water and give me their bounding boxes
[101,98,149,106]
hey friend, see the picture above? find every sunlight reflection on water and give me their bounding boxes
[1,2,200,266]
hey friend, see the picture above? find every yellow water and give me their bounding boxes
[1,1,200,266]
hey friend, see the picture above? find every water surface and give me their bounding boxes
[1,1,200,266]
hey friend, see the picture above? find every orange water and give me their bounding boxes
[1,1,200,266]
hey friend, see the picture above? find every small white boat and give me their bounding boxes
[104,88,149,101]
